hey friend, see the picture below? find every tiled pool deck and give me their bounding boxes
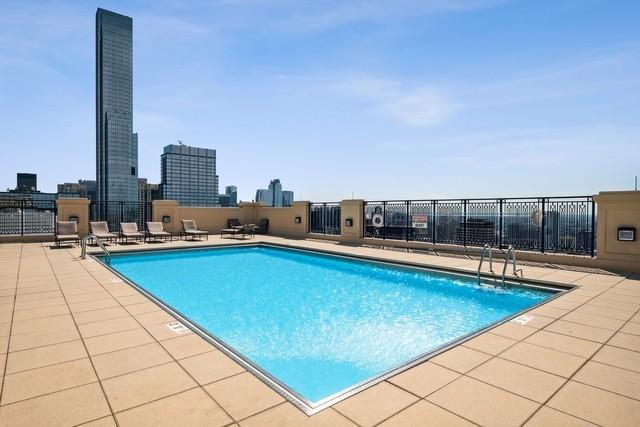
[0,237,639,427]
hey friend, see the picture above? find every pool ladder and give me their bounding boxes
[501,245,523,286]
[477,244,494,284]
[80,235,111,264]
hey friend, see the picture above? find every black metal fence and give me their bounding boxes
[0,199,57,235]
[89,201,152,233]
[363,196,595,256]
[309,203,341,235]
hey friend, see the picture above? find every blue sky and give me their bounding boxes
[1,0,638,201]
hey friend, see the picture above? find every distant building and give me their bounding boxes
[225,185,238,206]
[96,8,138,202]
[269,179,283,207]
[161,144,219,207]
[57,180,97,200]
[255,189,273,206]
[218,194,231,207]
[138,178,161,204]
[255,179,293,207]
[282,190,294,207]
[16,173,37,192]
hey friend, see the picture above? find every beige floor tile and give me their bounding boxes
[593,345,640,373]
[116,387,232,427]
[431,345,492,374]
[573,361,640,400]
[525,406,597,427]
[65,290,113,303]
[561,311,626,330]
[9,326,80,352]
[240,403,355,427]
[333,381,418,427]
[178,350,245,385]
[117,294,150,306]
[575,304,634,321]
[387,361,459,397]
[204,371,286,421]
[463,332,517,355]
[468,357,565,403]
[1,358,97,404]
[102,362,197,412]
[427,376,539,427]
[620,321,640,336]
[125,301,162,315]
[11,314,76,335]
[6,340,87,374]
[78,316,140,338]
[500,342,585,377]
[524,330,601,358]
[609,332,640,352]
[92,342,173,380]
[0,383,111,427]
[84,328,155,356]
[160,334,216,359]
[133,310,176,326]
[544,320,615,343]
[11,304,70,321]
[78,416,117,427]
[14,290,63,302]
[548,381,640,427]
[69,298,120,313]
[380,400,474,427]
[74,306,131,325]
[490,322,538,340]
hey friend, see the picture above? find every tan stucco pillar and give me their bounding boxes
[56,198,90,236]
[290,201,310,237]
[239,202,263,224]
[341,199,364,243]
[152,200,180,232]
[593,191,640,273]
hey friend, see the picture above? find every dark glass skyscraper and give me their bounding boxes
[96,8,137,202]
[161,144,219,207]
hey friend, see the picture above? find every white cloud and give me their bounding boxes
[347,78,455,127]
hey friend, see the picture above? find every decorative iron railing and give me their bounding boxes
[0,199,57,235]
[363,196,595,256]
[309,202,341,235]
[89,201,152,233]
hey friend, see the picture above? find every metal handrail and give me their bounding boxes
[501,245,523,286]
[477,244,494,284]
[80,234,111,264]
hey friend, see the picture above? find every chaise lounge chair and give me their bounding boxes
[221,223,255,239]
[146,222,171,242]
[55,221,80,248]
[89,221,118,244]
[181,220,209,240]
[120,222,145,243]
[255,218,269,234]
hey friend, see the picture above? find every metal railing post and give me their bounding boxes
[432,200,436,244]
[541,198,546,253]
[463,199,468,247]
[405,201,410,241]
[498,198,503,249]
[590,198,596,257]
[382,201,387,240]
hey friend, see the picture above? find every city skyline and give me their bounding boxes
[1,1,638,201]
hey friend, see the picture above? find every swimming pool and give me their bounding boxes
[103,244,561,413]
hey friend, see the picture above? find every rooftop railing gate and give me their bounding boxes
[363,196,595,256]
[0,199,57,236]
[309,202,341,235]
[89,201,152,233]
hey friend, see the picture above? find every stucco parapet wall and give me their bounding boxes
[56,198,90,207]
[152,200,179,207]
[593,190,640,203]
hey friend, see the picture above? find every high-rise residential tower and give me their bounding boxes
[225,185,238,206]
[268,179,283,207]
[161,144,219,207]
[96,8,138,202]
[282,190,294,207]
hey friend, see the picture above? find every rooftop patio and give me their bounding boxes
[0,236,638,427]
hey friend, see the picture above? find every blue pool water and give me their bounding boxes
[107,245,554,405]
